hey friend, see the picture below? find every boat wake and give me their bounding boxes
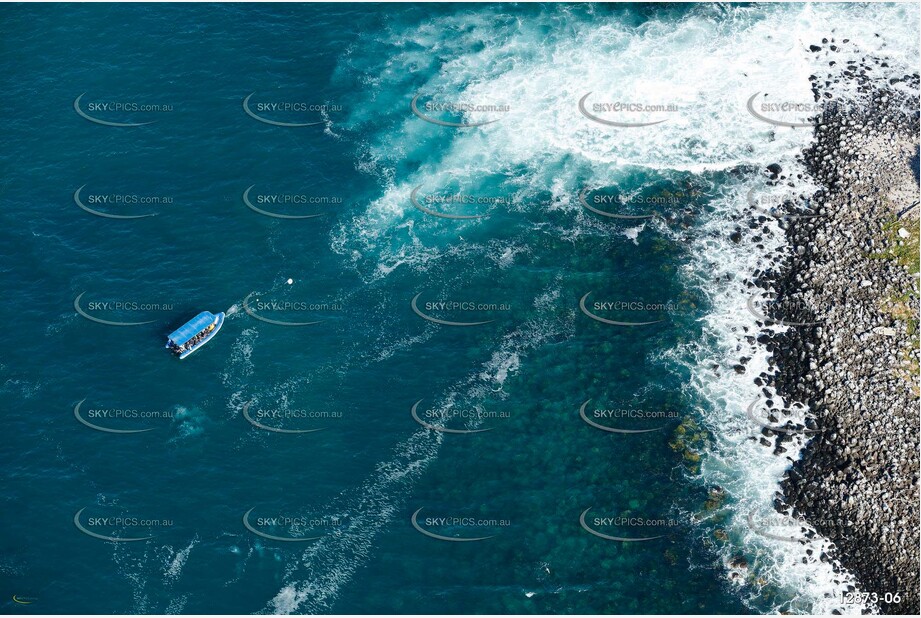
[261,283,572,614]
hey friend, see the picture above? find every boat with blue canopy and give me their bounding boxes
[165,311,224,359]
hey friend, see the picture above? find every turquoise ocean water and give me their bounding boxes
[1,2,917,614]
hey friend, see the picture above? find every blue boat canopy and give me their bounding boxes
[167,311,217,345]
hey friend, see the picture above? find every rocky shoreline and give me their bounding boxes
[752,52,919,614]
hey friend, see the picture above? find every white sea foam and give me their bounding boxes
[163,538,198,585]
[262,284,572,613]
[622,223,646,244]
[220,326,257,389]
[667,176,868,613]
[666,7,917,614]
[111,537,198,614]
[170,405,209,441]
[328,2,918,612]
[333,3,840,277]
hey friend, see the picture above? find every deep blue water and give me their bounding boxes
[1,2,917,615]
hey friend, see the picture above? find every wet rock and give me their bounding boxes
[754,56,920,615]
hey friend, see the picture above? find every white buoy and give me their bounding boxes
[286,278,293,285]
